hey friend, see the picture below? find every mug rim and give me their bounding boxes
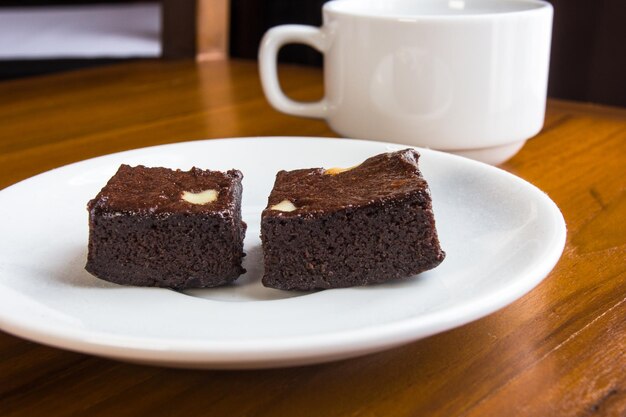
[323,0,552,20]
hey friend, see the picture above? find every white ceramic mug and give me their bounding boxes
[259,0,553,164]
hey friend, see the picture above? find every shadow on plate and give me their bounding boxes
[51,246,119,289]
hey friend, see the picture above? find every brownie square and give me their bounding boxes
[261,149,445,290]
[86,165,246,289]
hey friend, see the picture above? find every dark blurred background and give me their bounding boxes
[0,0,624,107]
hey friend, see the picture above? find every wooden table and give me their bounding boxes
[1,59,625,417]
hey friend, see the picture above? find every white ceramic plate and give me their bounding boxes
[0,137,565,369]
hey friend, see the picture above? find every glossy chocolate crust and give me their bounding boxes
[86,165,246,289]
[261,149,445,290]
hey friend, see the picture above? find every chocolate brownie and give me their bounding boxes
[86,165,246,289]
[261,149,445,290]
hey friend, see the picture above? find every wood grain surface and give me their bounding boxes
[0,59,625,417]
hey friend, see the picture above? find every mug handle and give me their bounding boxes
[258,25,328,119]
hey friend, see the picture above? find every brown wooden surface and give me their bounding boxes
[0,59,625,417]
